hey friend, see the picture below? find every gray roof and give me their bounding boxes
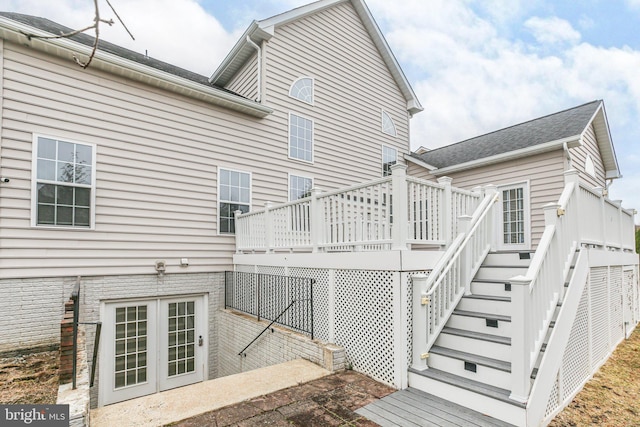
[0,12,227,90]
[413,100,602,169]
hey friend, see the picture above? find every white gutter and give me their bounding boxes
[245,35,262,103]
[430,136,581,176]
[0,17,273,118]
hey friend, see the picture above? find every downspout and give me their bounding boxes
[563,142,573,170]
[246,36,261,103]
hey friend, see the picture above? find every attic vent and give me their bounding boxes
[585,154,596,178]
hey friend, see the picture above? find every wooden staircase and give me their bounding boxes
[409,251,535,426]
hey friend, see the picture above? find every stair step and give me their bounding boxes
[484,251,534,267]
[458,295,512,316]
[430,346,511,372]
[452,310,511,323]
[471,279,512,296]
[475,266,529,281]
[441,327,511,345]
[449,310,511,337]
[409,367,525,409]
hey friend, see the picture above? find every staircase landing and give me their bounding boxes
[356,387,515,427]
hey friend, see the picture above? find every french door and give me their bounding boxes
[100,295,207,406]
[497,183,530,251]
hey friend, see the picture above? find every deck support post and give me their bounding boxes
[411,273,429,371]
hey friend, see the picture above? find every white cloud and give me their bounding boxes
[524,16,581,45]
[2,0,238,75]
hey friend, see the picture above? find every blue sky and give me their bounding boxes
[2,0,639,221]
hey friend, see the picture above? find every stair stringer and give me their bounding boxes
[526,248,589,426]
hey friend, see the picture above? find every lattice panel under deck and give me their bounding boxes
[235,265,255,273]
[559,282,590,404]
[334,270,396,385]
[610,267,624,343]
[544,376,560,419]
[590,267,609,363]
[289,268,330,342]
[257,266,286,277]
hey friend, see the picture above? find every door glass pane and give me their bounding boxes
[114,305,149,389]
[502,188,525,245]
[167,301,196,377]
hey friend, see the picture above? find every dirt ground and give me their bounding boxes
[549,326,640,426]
[2,328,640,426]
[0,349,59,405]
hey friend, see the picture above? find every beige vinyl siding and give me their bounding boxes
[226,53,259,101]
[263,1,411,188]
[444,150,566,248]
[0,2,413,279]
[408,162,438,181]
[570,124,606,189]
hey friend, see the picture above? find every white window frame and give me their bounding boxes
[217,167,252,235]
[31,134,97,229]
[496,181,531,251]
[288,113,314,164]
[289,77,314,105]
[381,110,397,137]
[288,174,314,201]
[382,145,398,177]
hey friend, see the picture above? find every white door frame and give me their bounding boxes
[99,294,207,406]
[496,181,531,251]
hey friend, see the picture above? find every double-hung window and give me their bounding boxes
[219,168,250,234]
[289,113,313,163]
[289,175,313,201]
[33,136,95,228]
[382,145,397,177]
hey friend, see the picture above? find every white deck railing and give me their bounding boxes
[411,186,499,370]
[235,164,482,253]
[509,170,636,402]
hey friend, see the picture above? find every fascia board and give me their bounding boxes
[430,136,580,176]
[404,154,437,171]
[0,18,272,118]
[586,102,621,178]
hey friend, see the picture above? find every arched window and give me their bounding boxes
[382,111,397,137]
[289,77,314,104]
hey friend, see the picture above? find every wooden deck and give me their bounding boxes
[356,388,515,427]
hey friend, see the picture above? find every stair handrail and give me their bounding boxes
[509,170,581,403]
[238,300,296,357]
[412,187,498,370]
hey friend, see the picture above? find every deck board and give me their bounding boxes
[356,388,516,427]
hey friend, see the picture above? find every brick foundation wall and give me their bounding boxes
[59,299,75,384]
[0,277,77,353]
[218,309,345,377]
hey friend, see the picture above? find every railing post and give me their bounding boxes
[234,210,243,253]
[437,177,453,247]
[594,187,606,248]
[614,200,623,251]
[484,185,498,251]
[457,215,473,295]
[264,201,274,253]
[310,188,322,253]
[411,273,429,371]
[391,164,408,250]
[509,276,532,403]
